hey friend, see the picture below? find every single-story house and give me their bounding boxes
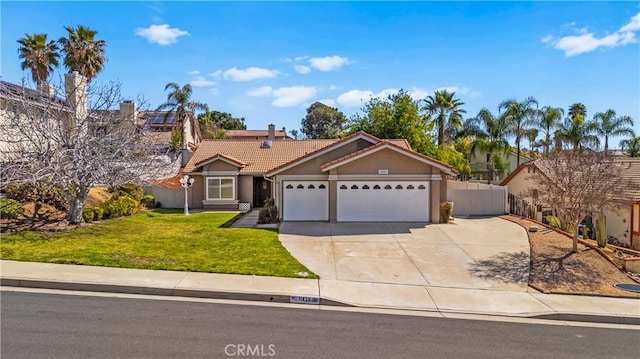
[175,131,457,222]
[226,125,290,140]
[501,159,640,249]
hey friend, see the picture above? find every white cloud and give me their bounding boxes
[317,98,336,107]
[543,12,640,56]
[135,24,189,45]
[285,55,310,62]
[408,87,429,100]
[620,13,640,32]
[222,67,279,81]
[209,70,222,78]
[336,90,375,107]
[246,86,273,97]
[309,55,351,71]
[294,65,311,74]
[187,70,200,75]
[328,84,338,91]
[272,86,317,107]
[435,86,470,95]
[190,76,216,87]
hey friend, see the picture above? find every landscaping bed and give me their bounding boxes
[502,215,640,298]
[0,209,316,279]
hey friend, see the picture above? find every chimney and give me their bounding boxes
[65,71,87,121]
[119,100,137,122]
[268,123,275,140]
[282,126,286,140]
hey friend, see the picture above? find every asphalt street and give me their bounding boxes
[1,291,638,359]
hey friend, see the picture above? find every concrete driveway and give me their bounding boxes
[279,217,531,292]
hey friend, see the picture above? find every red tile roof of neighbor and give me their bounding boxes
[152,168,185,189]
[184,132,412,175]
[226,130,287,138]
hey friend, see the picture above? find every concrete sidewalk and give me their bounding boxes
[1,260,638,325]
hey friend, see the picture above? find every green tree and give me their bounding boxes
[556,104,599,152]
[290,129,299,140]
[301,102,346,139]
[17,33,60,87]
[198,110,247,130]
[58,25,106,82]
[499,97,538,166]
[538,106,564,155]
[422,90,466,146]
[346,89,433,153]
[157,83,209,149]
[593,109,635,153]
[469,109,511,184]
[620,136,640,157]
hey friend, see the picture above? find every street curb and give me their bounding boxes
[0,278,351,307]
[3,277,638,325]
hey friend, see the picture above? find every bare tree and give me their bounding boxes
[0,77,173,224]
[532,151,631,252]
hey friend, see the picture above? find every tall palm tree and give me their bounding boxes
[555,116,599,152]
[423,90,466,146]
[620,136,640,157]
[157,82,209,149]
[469,108,511,184]
[58,25,106,82]
[593,109,635,153]
[538,106,564,155]
[17,33,60,87]
[568,103,587,122]
[499,96,538,166]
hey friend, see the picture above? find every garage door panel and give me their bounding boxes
[337,181,429,222]
[283,181,328,221]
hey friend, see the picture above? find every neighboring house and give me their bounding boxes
[160,131,457,223]
[501,159,640,249]
[468,149,532,183]
[226,124,289,140]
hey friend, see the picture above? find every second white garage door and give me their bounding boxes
[337,181,430,222]
[282,181,329,221]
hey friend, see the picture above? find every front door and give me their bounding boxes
[253,177,272,207]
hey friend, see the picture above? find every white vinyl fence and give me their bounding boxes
[446,180,508,217]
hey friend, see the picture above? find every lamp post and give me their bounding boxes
[179,175,195,215]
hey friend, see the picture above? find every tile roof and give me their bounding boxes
[141,131,172,146]
[193,153,247,167]
[227,130,287,138]
[151,168,184,189]
[184,139,338,174]
[184,132,413,175]
[0,80,66,107]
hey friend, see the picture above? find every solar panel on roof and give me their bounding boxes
[146,112,176,125]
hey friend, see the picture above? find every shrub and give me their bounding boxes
[440,202,453,223]
[112,183,144,202]
[5,182,68,211]
[82,206,95,222]
[140,194,155,208]
[101,196,138,219]
[92,206,104,221]
[258,198,278,224]
[546,215,562,229]
[0,198,23,219]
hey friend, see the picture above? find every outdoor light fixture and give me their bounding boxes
[179,174,195,216]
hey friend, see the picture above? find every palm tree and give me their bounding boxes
[423,90,466,146]
[620,136,640,157]
[555,116,599,152]
[568,103,587,122]
[469,108,511,184]
[17,33,60,87]
[157,82,209,149]
[593,109,635,153]
[499,97,538,166]
[58,25,106,82]
[538,106,564,155]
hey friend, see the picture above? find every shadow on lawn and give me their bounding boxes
[468,251,530,285]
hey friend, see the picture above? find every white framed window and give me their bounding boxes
[206,177,235,200]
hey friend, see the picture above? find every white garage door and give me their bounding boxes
[337,181,430,222]
[282,181,329,221]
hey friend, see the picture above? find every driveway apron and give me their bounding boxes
[279,217,531,291]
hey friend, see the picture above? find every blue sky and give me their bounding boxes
[2,1,639,143]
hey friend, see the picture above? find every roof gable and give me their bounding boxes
[264,131,382,176]
[321,140,457,176]
[193,153,247,169]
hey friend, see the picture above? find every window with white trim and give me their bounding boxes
[206,177,235,200]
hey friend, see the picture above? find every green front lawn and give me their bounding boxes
[0,209,316,278]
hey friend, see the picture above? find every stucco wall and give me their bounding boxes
[505,166,538,201]
[336,148,433,175]
[604,205,631,246]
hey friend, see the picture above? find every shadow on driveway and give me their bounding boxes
[279,222,429,237]
[468,251,530,285]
